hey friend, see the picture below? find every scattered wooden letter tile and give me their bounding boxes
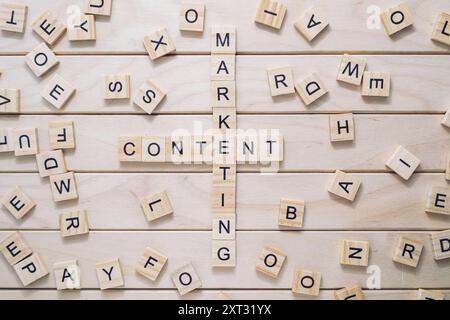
[25,43,59,77]
[142,136,166,162]
[212,214,236,240]
[53,259,81,290]
[213,107,236,131]
[211,26,236,54]
[166,135,193,164]
[0,2,27,33]
[328,170,362,202]
[59,209,90,238]
[143,28,176,60]
[84,0,112,16]
[329,113,354,142]
[295,73,328,105]
[336,55,366,86]
[213,133,236,164]
[267,66,295,97]
[13,127,38,156]
[292,269,321,296]
[0,88,20,113]
[0,232,32,265]
[256,245,287,278]
[380,2,413,36]
[211,55,235,81]
[211,186,235,214]
[1,186,35,220]
[385,146,420,180]
[425,186,450,215]
[254,0,287,30]
[41,74,76,109]
[140,191,174,222]
[68,14,96,41]
[431,12,450,46]
[236,134,259,164]
[104,74,130,100]
[441,108,450,128]
[135,247,168,281]
[32,11,66,45]
[279,198,304,228]
[211,81,236,108]
[259,132,283,162]
[171,263,201,296]
[340,240,370,267]
[179,2,205,32]
[212,163,236,186]
[49,171,78,202]
[0,128,14,153]
[95,258,124,290]
[392,236,424,268]
[192,135,213,164]
[417,289,445,300]
[133,80,166,114]
[14,253,49,286]
[335,285,365,300]
[36,150,67,178]
[118,136,142,162]
[294,7,329,42]
[49,121,75,150]
[361,72,390,97]
[212,240,236,267]
[430,230,450,261]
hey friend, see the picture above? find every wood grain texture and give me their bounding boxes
[0,115,448,172]
[0,0,449,54]
[0,55,450,113]
[0,231,448,289]
[0,173,448,231]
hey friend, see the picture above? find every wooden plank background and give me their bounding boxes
[0,0,449,299]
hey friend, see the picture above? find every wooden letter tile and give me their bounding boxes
[256,245,287,278]
[41,74,76,109]
[54,259,81,290]
[211,81,236,108]
[430,230,450,261]
[0,128,14,153]
[0,232,32,266]
[212,163,236,186]
[213,107,236,131]
[49,121,75,150]
[392,236,423,268]
[211,55,235,81]
[328,170,361,202]
[95,258,124,290]
[236,134,259,164]
[142,136,166,162]
[335,285,365,300]
[59,209,90,238]
[295,73,328,105]
[212,240,236,267]
[14,253,49,286]
[294,8,329,42]
[171,263,201,295]
[36,150,67,178]
[13,127,38,156]
[133,80,166,114]
[336,55,366,86]
[425,186,450,215]
[25,43,59,77]
[385,145,420,180]
[32,11,66,45]
[0,2,27,33]
[254,0,287,30]
[192,135,213,164]
[104,75,130,100]
[143,28,176,60]
[361,72,390,97]
[381,2,413,36]
[0,88,20,113]
[213,134,236,164]
[166,135,193,164]
[279,198,304,228]
[259,132,283,162]
[329,113,354,142]
[431,12,450,46]
[211,26,236,54]
[84,0,112,16]
[441,108,450,128]
[118,136,142,162]
[140,191,173,222]
[1,186,35,220]
[68,14,96,41]
[292,269,321,296]
[212,214,236,240]
[179,3,205,32]
[211,186,235,214]
[135,247,168,281]
[340,240,370,267]
[267,66,295,96]
[49,171,78,202]
[417,289,445,300]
